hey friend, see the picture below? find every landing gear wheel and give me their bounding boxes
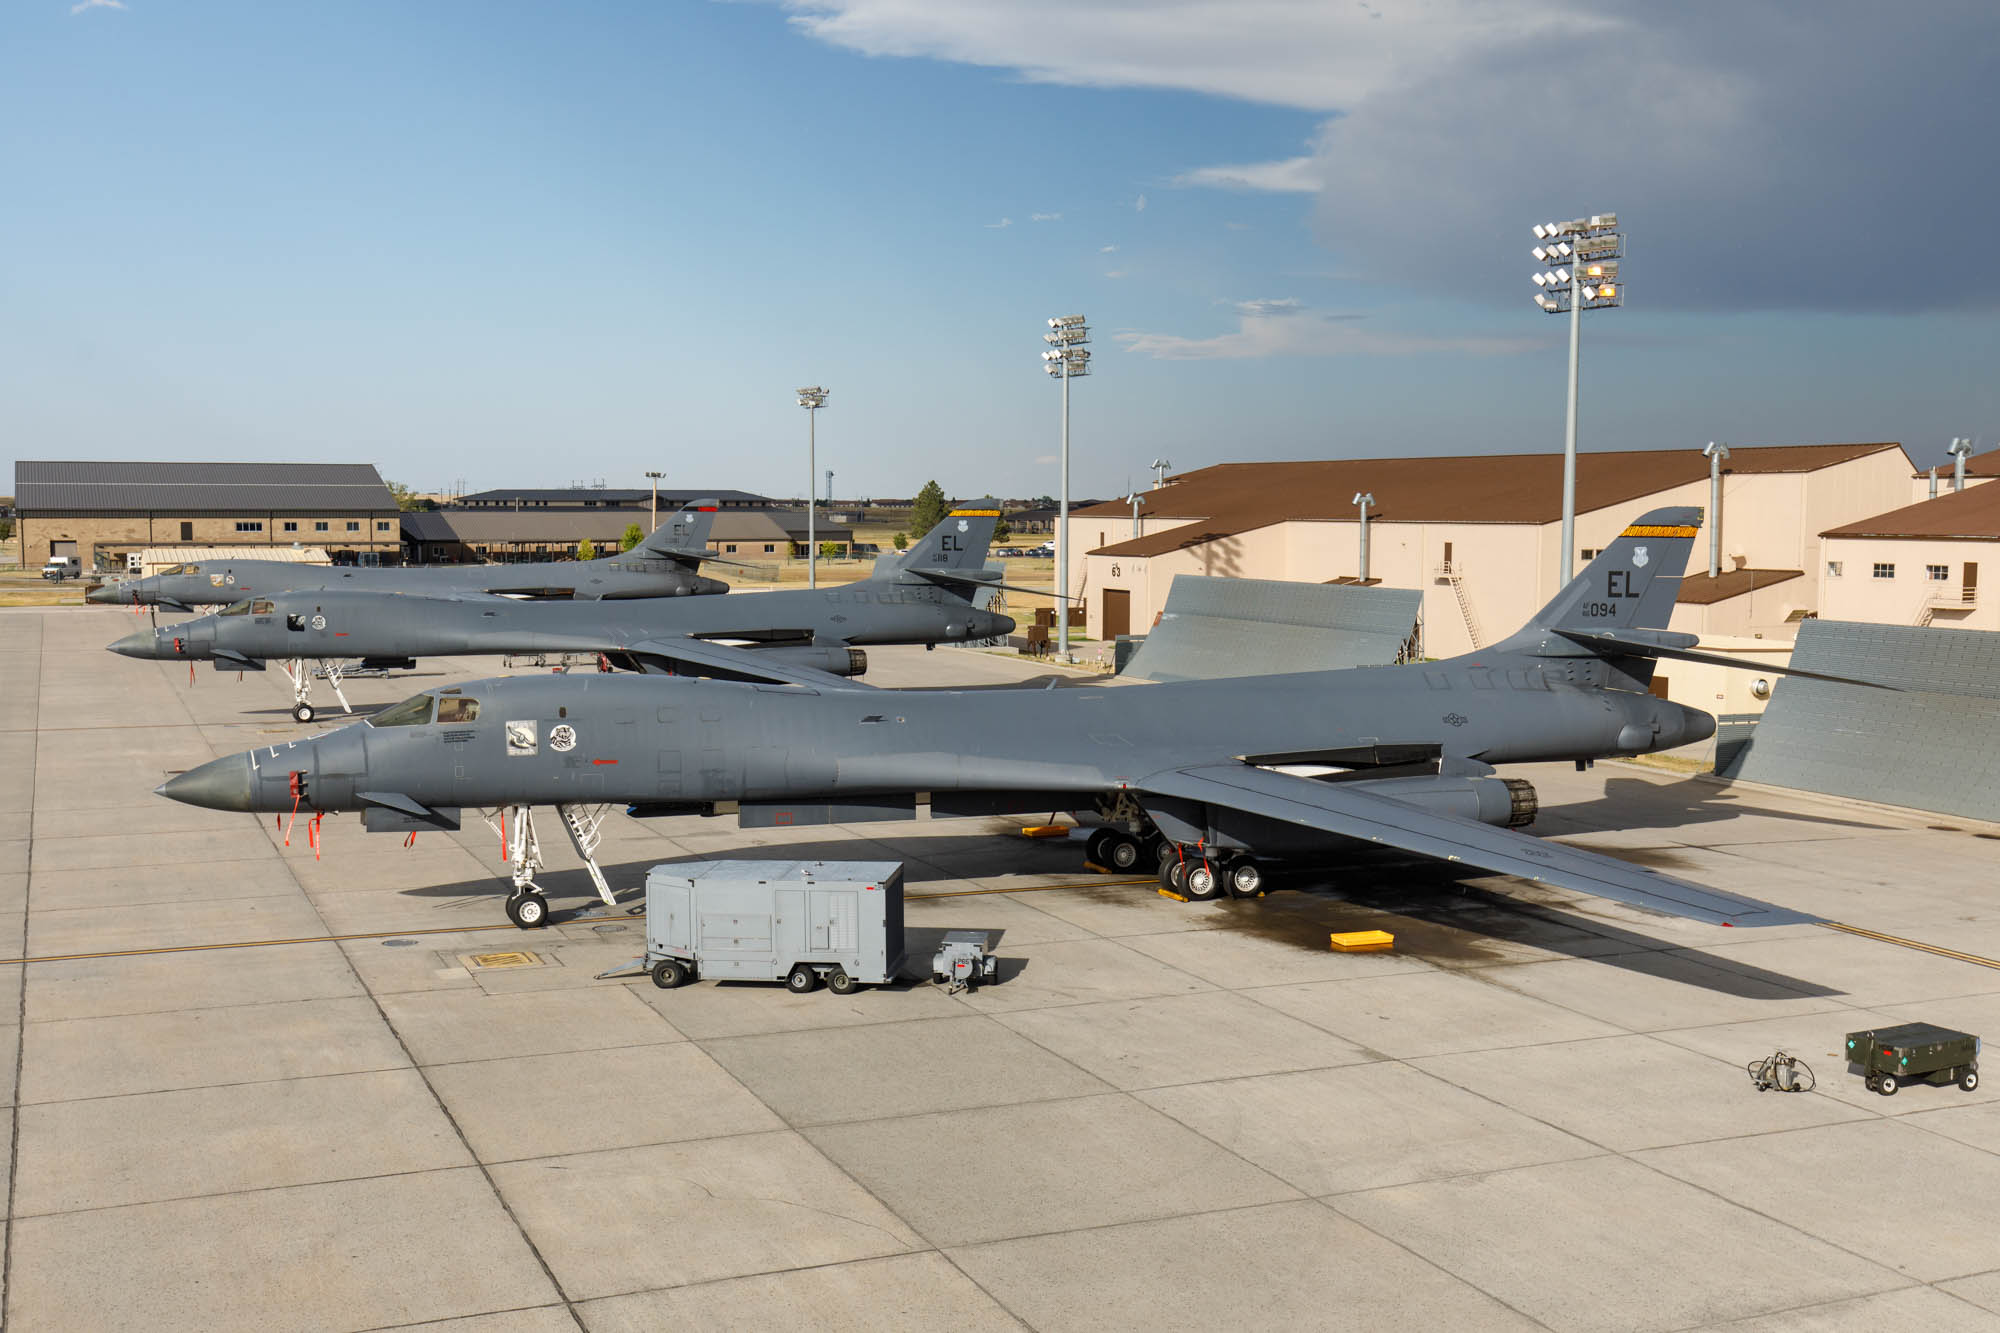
[786,964,820,994]
[1161,856,1193,895]
[1157,853,1182,892]
[1183,860,1225,901]
[1228,861,1265,898]
[650,958,689,989]
[1961,1069,1980,1092]
[292,702,315,724]
[827,968,860,995]
[505,891,549,929]
[1877,1074,1900,1097]
[1101,832,1146,873]
[1085,829,1115,868]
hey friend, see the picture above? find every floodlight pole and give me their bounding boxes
[644,471,664,532]
[796,387,828,587]
[1560,285,1581,587]
[1043,316,1089,661]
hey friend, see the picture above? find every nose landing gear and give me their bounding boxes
[280,659,351,724]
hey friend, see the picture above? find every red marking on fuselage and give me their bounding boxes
[591,758,618,765]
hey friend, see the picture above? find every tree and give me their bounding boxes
[575,538,597,562]
[620,523,645,552]
[892,532,909,551]
[993,515,1012,543]
[910,480,949,538]
[820,541,842,561]
[384,481,433,512]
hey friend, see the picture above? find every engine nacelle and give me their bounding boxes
[750,645,868,678]
[1347,775,1537,829]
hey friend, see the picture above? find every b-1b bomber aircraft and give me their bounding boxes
[160,508,1860,930]
[88,498,733,612]
[111,503,1020,721]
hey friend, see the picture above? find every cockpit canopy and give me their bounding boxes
[157,563,199,576]
[369,688,480,729]
[217,598,275,617]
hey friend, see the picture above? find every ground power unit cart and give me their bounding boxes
[1846,1023,1980,1097]
[637,859,907,995]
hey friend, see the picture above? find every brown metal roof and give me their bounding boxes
[1674,568,1803,606]
[1821,481,2000,541]
[1084,443,1906,558]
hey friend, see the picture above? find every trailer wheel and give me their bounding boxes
[786,964,820,994]
[1878,1074,1899,1097]
[827,968,860,995]
[1864,1075,1879,1093]
[1961,1069,1979,1092]
[650,959,688,989]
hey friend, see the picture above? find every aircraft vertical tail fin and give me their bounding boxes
[877,499,1000,578]
[1516,506,1700,637]
[637,499,720,561]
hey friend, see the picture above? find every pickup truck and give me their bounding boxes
[41,556,82,581]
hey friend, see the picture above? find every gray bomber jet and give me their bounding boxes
[160,507,1849,930]
[111,502,1020,722]
[88,499,732,612]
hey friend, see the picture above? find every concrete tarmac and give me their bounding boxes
[8,605,2000,1330]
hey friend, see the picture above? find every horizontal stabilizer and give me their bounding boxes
[1552,629,1900,691]
[1137,763,1820,927]
[907,568,1079,600]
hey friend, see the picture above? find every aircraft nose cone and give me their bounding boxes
[157,753,257,812]
[86,584,121,604]
[108,630,159,658]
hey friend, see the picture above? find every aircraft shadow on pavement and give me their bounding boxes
[1542,775,1889,836]
[1264,859,1842,1000]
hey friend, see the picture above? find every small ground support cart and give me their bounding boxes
[1846,1023,1980,1097]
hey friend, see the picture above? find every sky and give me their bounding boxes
[5,0,1997,501]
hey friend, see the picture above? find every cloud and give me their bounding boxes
[70,0,125,11]
[1174,156,1318,193]
[983,216,1013,229]
[1104,269,1128,279]
[1034,454,1058,465]
[784,1,2000,313]
[1031,212,1062,222]
[1099,244,1119,253]
[1133,193,1147,212]
[1118,297,1534,360]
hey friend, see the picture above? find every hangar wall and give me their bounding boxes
[1718,619,2000,823]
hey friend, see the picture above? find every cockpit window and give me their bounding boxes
[437,697,480,724]
[370,694,435,728]
[159,563,189,575]
[219,599,252,617]
[251,599,275,615]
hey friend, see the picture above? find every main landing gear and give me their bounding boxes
[1084,827,1156,874]
[279,659,352,724]
[481,802,619,928]
[1156,843,1266,901]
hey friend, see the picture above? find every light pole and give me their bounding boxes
[1531,212,1623,588]
[1700,442,1730,577]
[1043,315,1090,660]
[644,470,664,532]
[1353,492,1375,582]
[796,386,828,587]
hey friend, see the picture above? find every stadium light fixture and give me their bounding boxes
[1043,315,1090,660]
[796,386,829,587]
[644,470,665,532]
[1529,211,1625,589]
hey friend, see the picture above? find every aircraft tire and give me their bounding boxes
[1102,832,1146,873]
[650,959,689,989]
[1227,861,1265,898]
[292,703,315,724]
[506,892,549,929]
[1084,829,1115,868]
[827,968,859,995]
[786,964,820,994]
[1183,861,1225,901]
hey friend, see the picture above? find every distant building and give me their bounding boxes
[400,506,848,565]
[453,487,773,511]
[1065,443,1915,656]
[13,461,400,571]
[1819,483,2000,632]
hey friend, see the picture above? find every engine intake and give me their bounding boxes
[1345,774,1538,829]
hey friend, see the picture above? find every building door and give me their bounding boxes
[179,521,193,542]
[1102,588,1131,639]
[1649,675,1671,700]
[49,540,76,559]
[1966,562,1979,603]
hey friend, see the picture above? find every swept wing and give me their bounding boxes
[1137,763,1819,927]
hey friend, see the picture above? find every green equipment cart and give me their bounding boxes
[1846,1023,1980,1098]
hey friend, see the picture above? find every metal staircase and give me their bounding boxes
[1437,560,1483,649]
